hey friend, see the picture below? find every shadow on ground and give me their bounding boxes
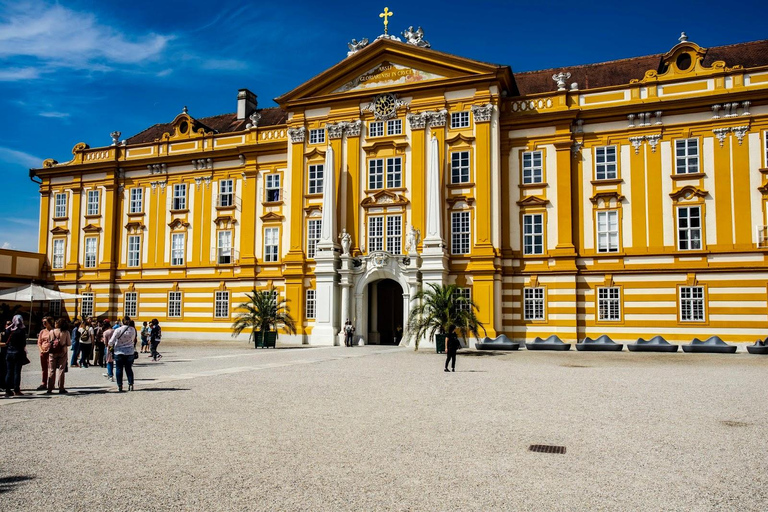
[0,476,34,494]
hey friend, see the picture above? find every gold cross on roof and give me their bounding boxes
[379,7,393,35]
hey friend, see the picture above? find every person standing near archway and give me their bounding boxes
[344,319,355,347]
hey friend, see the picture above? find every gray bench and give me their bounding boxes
[682,336,737,354]
[476,334,520,351]
[576,335,623,351]
[627,336,679,352]
[525,335,571,351]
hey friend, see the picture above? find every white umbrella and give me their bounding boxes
[0,283,83,338]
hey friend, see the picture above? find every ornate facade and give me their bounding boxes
[32,33,768,345]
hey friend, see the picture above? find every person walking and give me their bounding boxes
[102,320,116,382]
[109,317,136,392]
[5,315,28,396]
[78,320,92,368]
[0,320,10,393]
[92,319,105,367]
[444,325,460,373]
[36,317,54,390]
[69,320,81,368]
[149,319,162,361]
[45,319,71,394]
[344,319,355,347]
[140,321,150,353]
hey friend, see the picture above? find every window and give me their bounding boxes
[451,151,471,184]
[264,227,279,262]
[522,151,543,184]
[87,190,100,216]
[597,287,620,321]
[368,121,384,138]
[595,146,617,180]
[172,184,187,210]
[309,128,325,145]
[369,157,402,189]
[368,217,383,252]
[124,292,138,318]
[308,164,323,194]
[130,188,143,213]
[171,233,185,265]
[367,215,401,253]
[675,139,699,174]
[265,174,281,202]
[52,239,65,269]
[217,230,232,264]
[127,235,141,267]
[387,119,402,135]
[84,237,97,268]
[306,289,316,320]
[451,211,471,255]
[677,206,702,250]
[523,214,544,255]
[680,286,705,322]
[50,300,61,317]
[451,111,470,129]
[81,292,94,318]
[523,287,545,320]
[385,215,402,255]
[54,193,67,218]
[219,180,233,207]
[214,291,229,319]
[454,287,472,311]
[168,291,182,318]
[307,219,322,258]
[596,210,619,253]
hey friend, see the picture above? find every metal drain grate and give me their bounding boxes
[529,444,566,454]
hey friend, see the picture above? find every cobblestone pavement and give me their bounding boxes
[2,342,767,511]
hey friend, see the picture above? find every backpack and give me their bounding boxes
[93,327,103,343]
[80,327,90,342]
[51,331,63,353]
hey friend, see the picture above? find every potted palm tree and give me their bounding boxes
[231,287,297,348]
[406,283,485,352]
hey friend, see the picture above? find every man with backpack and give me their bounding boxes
[78,319,92,368]
[92,318,105,367]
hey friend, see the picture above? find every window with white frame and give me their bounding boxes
[451,111,470,129]
[675,139,699,174]
[451,211,471,255]
[264,227,279,262]
[595,146,617,180]
[168,291,182,318]
[451,151,471,184]
[124,292,138,318]
[523,214,544,255]
[368,159,383,190]
[87,190,100,216]
[127,235,141,267]
[385,215,402,255]
[306,289,316,320]
[84,237,98,268]
[597,287,621,321]
[307,219,322,258]
[368,121,384,138]
[81,292,94,318]
[387,119,402,135]
[677,206,702,250]
[171,233,185,265]
[368,217,384,252]
[523,287,545,320]
[369,157,402,189]
[308,164,323,194]
[680,286,705,322]
[596,210,619,253]
[217,230,232,264]
[52,239,65,269]
[265,174,281,202]
[54,193,67,218]
[130,188,143,213]
[172,183,187,210]
[454,287,472,311]
[214,291,229,319]
[219,179,234,207]
[309,128,325,145]
[522,151,543,184]
[387,157,402,188]
[49,300,61,317]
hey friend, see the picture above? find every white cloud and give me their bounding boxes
[0,66,40,81]
[38,111,70,119]
[0,146,43,168]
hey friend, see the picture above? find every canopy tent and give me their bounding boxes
[0,283,83,301]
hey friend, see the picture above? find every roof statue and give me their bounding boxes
[347,38,369,57]
[403,26,430,48]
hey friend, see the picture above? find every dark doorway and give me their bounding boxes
[367,279,403,345]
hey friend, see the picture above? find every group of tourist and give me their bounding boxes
[1,315,164,397]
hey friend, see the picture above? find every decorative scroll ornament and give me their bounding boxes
[402,26,430,48]
[371,251,389,267]
[552,72,571,91]
[732,126,750,145]
[471,103,494,123]
[327,123,345,139]
[646,134,661,152]
[347,38,369,57]
[407,112,428,130]
[288,127,306,143]
[344,120,362,137]
[629,136,644,155]
[428,110,447,127]
[712,127,730,147]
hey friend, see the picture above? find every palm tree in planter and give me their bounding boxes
[406,283,485,351]
[231,287,297,348]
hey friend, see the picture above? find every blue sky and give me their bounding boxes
[1,0,767,252]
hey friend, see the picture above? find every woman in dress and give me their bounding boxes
[5,315,28,396]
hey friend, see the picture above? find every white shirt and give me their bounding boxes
[108,325,136,356]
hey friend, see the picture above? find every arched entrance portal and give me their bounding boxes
[366,279,404,345]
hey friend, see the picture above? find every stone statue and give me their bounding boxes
[347,38,369,56]
[339,228,352,256]
[406,225,421,254]
[402,26,430,48]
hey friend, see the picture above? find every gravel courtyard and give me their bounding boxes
[2,342,767,511]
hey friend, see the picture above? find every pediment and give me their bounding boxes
[669,185,708,201]
[50,226,69,235]
[82,223,102,233]
[260,212,285,223]
[276,39,511,106]
[124,221,145,233]
[167,218,190,230]
[516,196,550,207]
[589,191,626,205]
[361,190,409,209]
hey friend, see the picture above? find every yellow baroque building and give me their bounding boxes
[32,34,768,345]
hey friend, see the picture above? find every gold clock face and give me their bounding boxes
[373,94,396,119]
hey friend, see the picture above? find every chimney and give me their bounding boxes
[237,89,258,120]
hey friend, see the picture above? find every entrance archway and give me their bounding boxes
[366,279,404,345]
